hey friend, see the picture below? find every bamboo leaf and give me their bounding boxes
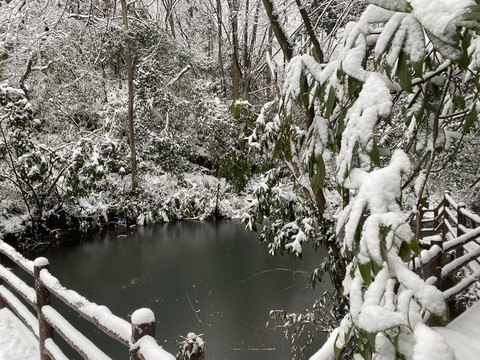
[397,50,412,92]
[325,86,336,118]
[359,262,373,285]
[409,237,420,255]
[310,155,326,191]
[370,138,381,166]
[464,104,477,133]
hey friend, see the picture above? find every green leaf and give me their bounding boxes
[458,31,472,70]
[379,225,392,259]
[336,114,346,135]
[359,262,373,285]
[397,50,412,92]
[334,332,343,359]
[325,86,336,118]
[409,237,420,254]
[420,198,429,209]
[399,242,410,259]
[464,104,477,133]
[370,138,381,166]
[453,95,466,110]
[309,155,326,191]
[461,5,480,21]
[348,76,363,99]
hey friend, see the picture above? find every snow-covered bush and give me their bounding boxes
[251,0,480,359]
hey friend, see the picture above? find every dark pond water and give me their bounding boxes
[32,220,328,359]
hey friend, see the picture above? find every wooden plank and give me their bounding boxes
[0,241,34,275]
[0,264,36,307]
[443,226,480,252]
[39,269,131,347]
[444,270,480,300]
[44,338,69,360]
[441,246,480,279]
[459,207,480,226]
[444,192,458,209]
[444,218,456,240]
[42,305,112,360]
[0,285,38,339]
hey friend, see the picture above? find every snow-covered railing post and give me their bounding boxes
[415,206,423,243]
[34,257,54,360]
[457,203,466,258]
[442,190,451,244]
[130,308,156,360]
[433,205,439,236]
[0,253,5,310]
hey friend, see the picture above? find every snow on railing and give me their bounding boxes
[412,190,480,301]
[0,242,176,360]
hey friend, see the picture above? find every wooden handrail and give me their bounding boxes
[415,190,480,302]
[0,242,176,360]
[38,268,131,347]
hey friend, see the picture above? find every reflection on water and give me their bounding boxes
[36,221,328,359]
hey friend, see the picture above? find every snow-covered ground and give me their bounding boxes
[433,300,480,359]
[0,308,38,360]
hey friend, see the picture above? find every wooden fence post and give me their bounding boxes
[416,206,423,243]
[0,253,6,309]
[457,203,466,258]
[0,253,5,309]
[433,204,438,235]
[130,308,156,360]
[34,257,54,360]
[442,190,450,244]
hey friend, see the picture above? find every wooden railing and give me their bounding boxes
[0,240,176,360]
[411,190,480,301]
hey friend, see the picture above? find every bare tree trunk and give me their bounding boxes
[104,0,112,13]
[243,0,260,99]
[216,0,226,95]
[294,0,324,62]
[261,0,293,61]
[243,0,249,69]
[120,0,138,195]
[228,0,241,99]
[262,0,325,215]
[162,0,176,38]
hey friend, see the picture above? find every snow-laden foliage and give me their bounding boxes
[0,0,244,242]
[250,0,480,358]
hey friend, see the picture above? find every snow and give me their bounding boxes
[135,336,176,360]
[413,323,455,360]
[39,269,131,344]
[435,300,480,352]
[0,308,38,360]
[309,327,338,360]
[338,150,412,254]
[358,304,406,332]
[409,0,474,40]
[0,241,34,274]
[0,265,36,304]
[0,285,38,338]
[33,257,48,268]
[44,339,68,360]
[387,253,446,320]
[42,305,111,360]
[131,308,155,325]
[336,74,393,182]
[178,332,204,360]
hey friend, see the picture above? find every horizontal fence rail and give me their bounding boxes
[411,190,480,302]
[0,241,176,360]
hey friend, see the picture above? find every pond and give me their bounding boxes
[33,220,329,359]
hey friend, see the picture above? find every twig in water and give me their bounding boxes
[240,268,309,283]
